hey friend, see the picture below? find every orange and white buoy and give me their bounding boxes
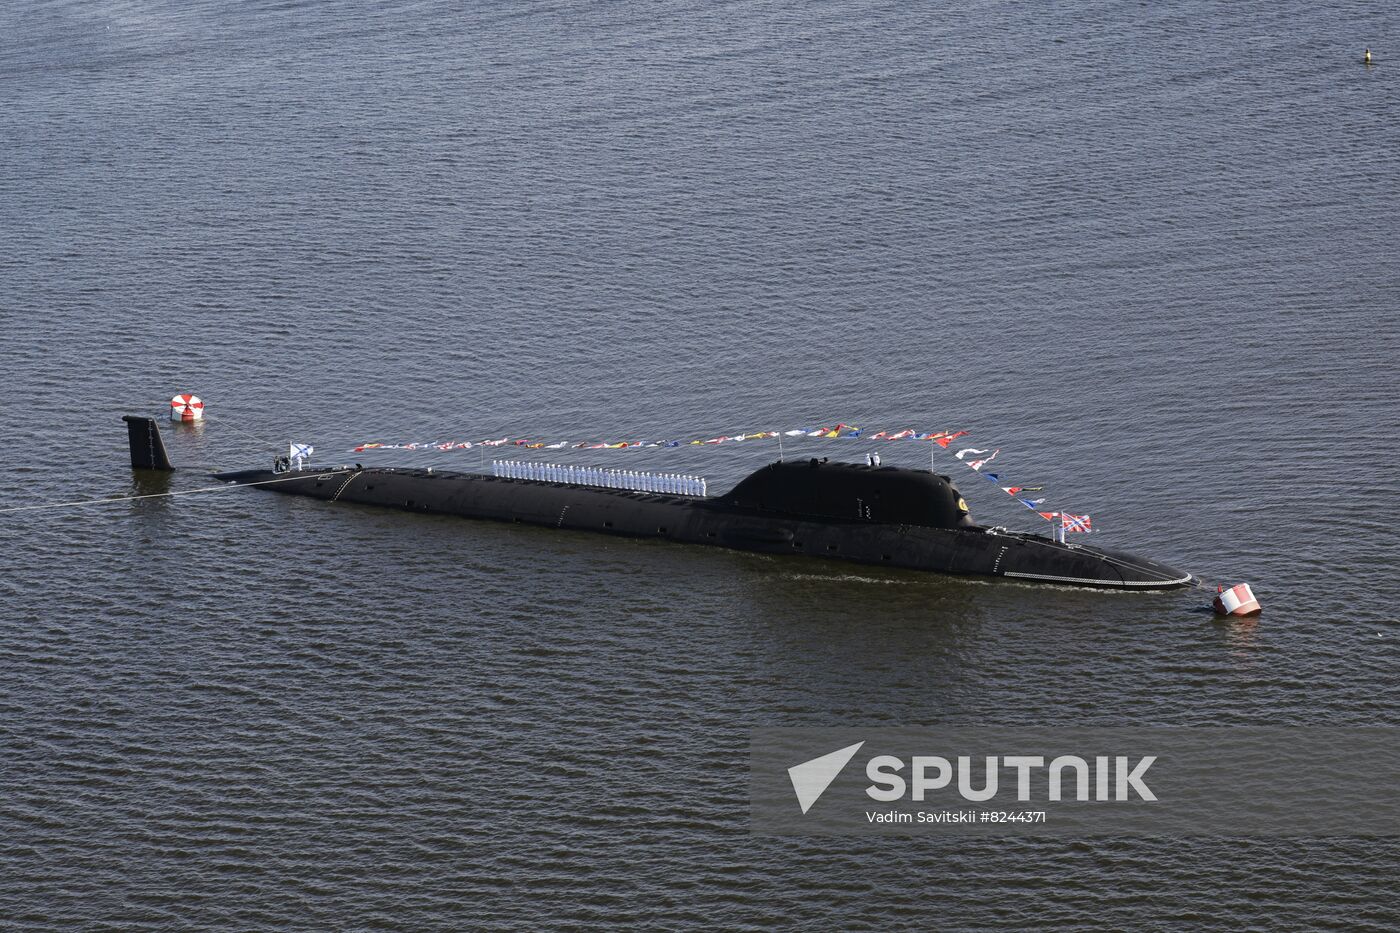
[170,393,204,422]
[1213,583,1261,617]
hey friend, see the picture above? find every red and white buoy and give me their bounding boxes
[1213,583,1261,617]
[170,393,204,422]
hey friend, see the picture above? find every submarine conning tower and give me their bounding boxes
[717,458,976,528]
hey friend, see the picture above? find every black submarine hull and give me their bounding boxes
[213,464,1195,590]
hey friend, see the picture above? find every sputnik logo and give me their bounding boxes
[788,741,865,814]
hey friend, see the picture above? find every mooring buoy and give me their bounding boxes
[1213,583,1262,617]
[170,393,205,422]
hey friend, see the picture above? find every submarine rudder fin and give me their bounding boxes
[122,415,174,471]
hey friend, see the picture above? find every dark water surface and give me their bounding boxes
[2,0,1398,928]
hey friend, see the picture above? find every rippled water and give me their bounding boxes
[2,0,1397,927]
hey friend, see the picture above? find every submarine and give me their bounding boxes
[134,416,1193,591]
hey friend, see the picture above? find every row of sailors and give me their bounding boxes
[492,461,708,497]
